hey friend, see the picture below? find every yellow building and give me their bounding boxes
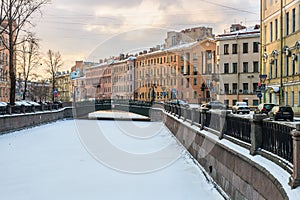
[0,22,11,102]
[261,0,300,111]
[55,71,71,102]
[135,39,216,104]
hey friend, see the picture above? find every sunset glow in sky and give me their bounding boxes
[31,0,260,69]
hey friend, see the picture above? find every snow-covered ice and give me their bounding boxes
[0,119,224,200]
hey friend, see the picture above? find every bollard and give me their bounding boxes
[218,110,228,140]
[289,124,300,189]
[200,108,208,130]
[249,114,268,155]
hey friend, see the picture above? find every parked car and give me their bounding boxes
[255,103,276,115]
[232,102,250,114]
[203,101,227,110]
[169,99,189,108]
[268,106,294,121]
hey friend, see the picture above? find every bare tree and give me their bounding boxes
[0,0,49,105]
[45,49,63,102]
[17,33,41,100]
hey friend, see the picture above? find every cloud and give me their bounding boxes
[33,0,260,65]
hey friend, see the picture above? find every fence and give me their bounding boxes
[163,102,300,188]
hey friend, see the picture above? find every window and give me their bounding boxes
[193,53,198,60]
[270,21,273,42]
[274,59,278,78]
[224,84,229,94]
[286,12,289,36]
[253,61,259,72]
[232,83,237,94]
[186,78,189,88]
[292,91,294,106]
[232,63,238,73]
[207,51,212,59]
[232,44,237,54]
[194,91,197,99]
[270,63,273,78]
[243,83,248,94]
[275,19,278,40]
[292,8,296,33]
[253,100,259,106]
[253,42,259,53]
[181,66,184,74]
[269,0,273,6]
[224,63,229,74]
[207,64,212,74]
[285,92,288,106]
[292,57,296,75]
[253,83,258,93]
[285,56,289,76]
[193,78,197,85]
[193,66,198,75]
[232,99,237,106]
[298,91,300,106]
[172,36,176,46]
[224,44,229,55]
[243,62,248,73]
[243,43,248,53]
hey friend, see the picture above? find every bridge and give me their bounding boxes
[1,99,300,199]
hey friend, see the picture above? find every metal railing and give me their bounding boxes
[262,121,294,163]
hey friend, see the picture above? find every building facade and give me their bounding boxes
[111,56,135,100]
[55,71,71,102]
[0,23,10,102]
[261,0,300,111]
[85,61,112,100]
[216,24,261,107]
[134,38,216,104]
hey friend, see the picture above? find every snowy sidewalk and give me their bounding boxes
[0,120,225,200]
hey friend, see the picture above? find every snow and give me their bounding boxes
[166,113,300,200]
[88,110,149,120]
[0,119,224,200]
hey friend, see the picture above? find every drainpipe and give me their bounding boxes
[279,0,284,106]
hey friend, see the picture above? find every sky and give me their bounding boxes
[31,0,260,70]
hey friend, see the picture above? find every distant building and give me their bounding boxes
[165,26,214,48]
[0,21,13,102]
[216,24,260,107]
[85,61,112,100]
[135,37,216,104]
[111,56,135,100]
[55,71,71,102]
[261,0,300,111]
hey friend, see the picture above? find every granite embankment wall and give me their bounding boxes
[150,108,288,200]
[0,107,73,134]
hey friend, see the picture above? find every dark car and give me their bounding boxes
[204,101,227,110]
[255,103,276,115]
[268,106,294,121]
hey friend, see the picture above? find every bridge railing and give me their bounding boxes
[163,102,300,188]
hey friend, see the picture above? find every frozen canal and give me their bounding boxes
[0,119,225,200]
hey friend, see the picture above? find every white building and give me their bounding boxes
[216,24,261,107]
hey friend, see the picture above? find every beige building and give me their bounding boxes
[135,38,216,104]
[85,61,112,100]
[111,56,135,100]
[216,24,261,107]
[261,0,300,111]
[55,71,71,102]
[0,22,11,102]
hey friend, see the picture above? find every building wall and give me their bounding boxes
[85,62,112,100]
[55,72,71,102]
[261,0,300,111]
[0,25,10,102]
[111,57,135,100]
[216,26,261,107]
